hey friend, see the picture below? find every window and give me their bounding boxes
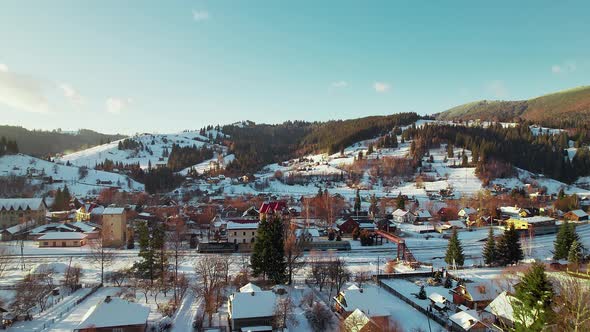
[113,328,124,332]
[243,231,246,236]
[242,239,246,243]
[43,242,48,246]
[234,232,237,236]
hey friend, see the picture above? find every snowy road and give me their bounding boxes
[170,290,201,332]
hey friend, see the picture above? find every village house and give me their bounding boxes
[38,232,87,247]
[101,207,127,247]
[458,207,477,219]
[413,209,432,223]
[75,296,150,332]
[341,308,383,332]
[452,282,502,310]
[499,206,531,219]
[226,220,259,246]
[449,309,488,332]
[564,209,589,222]
[227,283,276,331]
[428,292,449,312]
[333,285,392,330]
[392,209,416,223]
[28,221,99,240]
[506,216,557,235]
[0,198,47,229]
[259,201,289,221]
[484,291,518,329]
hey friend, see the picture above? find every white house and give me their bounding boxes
[392,209,416,223]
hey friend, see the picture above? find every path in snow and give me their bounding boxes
[170,290,201,332]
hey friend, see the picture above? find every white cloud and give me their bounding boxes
[58,83,84,105]
[0,64,7,72]
[551,61,576,75]
[486,80,508,99]
[331,81,348,88]
[105,97,133,114]
[0,70,50,113]
[373,82,390,93]
[192,10,210,22]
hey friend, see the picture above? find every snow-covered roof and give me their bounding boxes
[459,207,477,216]
[569,209,588,218]
[229,290,276,320]
[485,291,515,323]
[227,221,259,230]
[447,220,466,228]
[295,228,320,238]
[239,283,262,293]
[77,297,150,329]
[428,292,446,304]
[392,208,410,217]
[449,310,482,330]
[69,222,97,233]
[415,209,432,218]
[3,219,36,234]
[37,232,87,240]
[335,285,389,317]
[0,198,45,211]
[342,309,372,332]
[462,282,502,302]
[500,206,523,216]
[102,207,125,215]
[520,216,555,224]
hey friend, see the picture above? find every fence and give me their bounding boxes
[376,278,457,331]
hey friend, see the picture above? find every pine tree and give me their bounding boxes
[267,217,287,284]
[512,262,553,331]
[396,193,405,210]
[418,285,427,299]
[135,222,155,282]
[444,275,453,288]
[505,224,524,265]
[250,217,286,284]
[445,229,465,268]
[482,227,496,266]
[152,224,168,280]
[553,220,580,260]
[567,239,582,265]
[354,189,361,214]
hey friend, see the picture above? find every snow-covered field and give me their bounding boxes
[0,154,143,197]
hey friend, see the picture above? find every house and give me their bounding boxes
[228,283,276,331]
[259,201,288,221]
[564,209,589,222]
[484,291,518,329]
[500,206,530,219]
[226,220,259,246]
[0,198,47,229]
[101,207,127,247]
[295,228,321,242]
[452,282,502,310]
[333,285,391,328]
[38,232,87,247]
[392,209,415,223]
[449,309,488,332]
[428,292,448,312]
[1,219,36,241]
[341,308,384,332]
[414,209,432,222]
[505,216,557,235]
[458,207,477,219]
[75,296,149,332]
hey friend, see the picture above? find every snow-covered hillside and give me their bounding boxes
[0,154,143,197]
[57,130,226,170]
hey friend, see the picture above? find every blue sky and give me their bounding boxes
[0,1,589,134]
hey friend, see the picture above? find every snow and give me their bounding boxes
[0,154,143,197]
[170,290,201,332]
[37,232,87,240]
[77,297,150,329]
[239,283,263,293]
[229,290,276,320]
[0,198,45,210]
[449,309,482,330]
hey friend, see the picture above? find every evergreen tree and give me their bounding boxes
[135,222,155,282]
[251,218,270,280]
[354,189,361,214]
[497,224,523,265]
[445,229,465,268]
[553,220,580,260]
[482,227,496,266]
[567,239,582,265]
[444,275,453,288]
[512,262,553,331]
[367,143,374,155]
[250,217,286,284]
[152,224,168,280]
[418,285,427,299]
[267,217,287,284]
[396,193,405,210]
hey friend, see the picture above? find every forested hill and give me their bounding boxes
[436,85,590,127]
[0,126,126,157]
[223,112,423,174]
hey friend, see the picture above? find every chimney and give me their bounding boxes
[105,295,112,303]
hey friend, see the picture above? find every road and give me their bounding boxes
[170,290,201,332]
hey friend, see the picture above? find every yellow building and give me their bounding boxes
[0,198,47,229]
[101,207,127,247]
[506,216,557,235]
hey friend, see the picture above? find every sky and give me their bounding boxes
[0,1,589,135]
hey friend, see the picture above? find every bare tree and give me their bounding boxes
[284,224,305,285]
[305,301,336,332]
[308,251,330,292]
[274,296,297,331]
[328,257,350,295]
[106,268,130,287]
[193,256,226,325]
[63,264,83,291]
[354,268,371,288]
[89,230,115,285]
[0,247,13,278]
[137,278,153,303]
[168,218,186,304]
[554,276,590,332]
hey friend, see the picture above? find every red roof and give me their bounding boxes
[259,201,287,214]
